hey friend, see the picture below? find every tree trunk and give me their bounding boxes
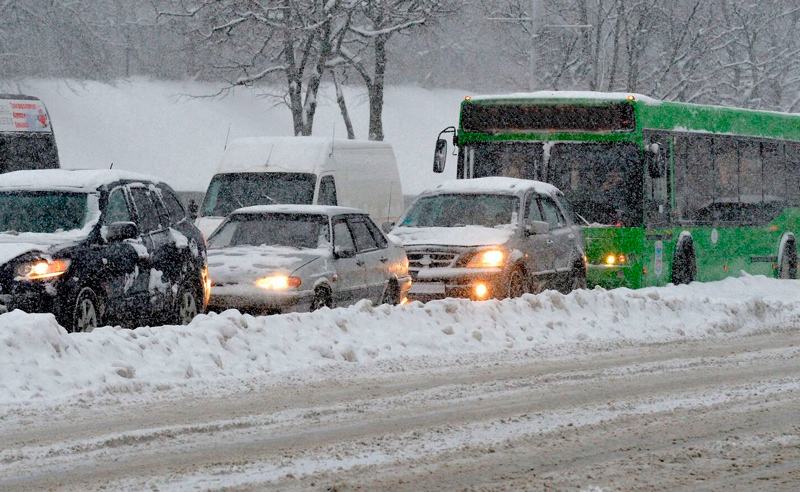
[333,72,355,139]
[368,35,388,141]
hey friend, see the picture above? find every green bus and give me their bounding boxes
[432,92,800,289]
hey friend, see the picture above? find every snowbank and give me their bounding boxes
[1,274,799,405]
[15,79,466,195]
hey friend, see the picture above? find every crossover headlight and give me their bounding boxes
[255,275,301,290]
[466,249,505,268]
[16,259,71,281]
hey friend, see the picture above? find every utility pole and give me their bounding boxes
[487,0,590,91]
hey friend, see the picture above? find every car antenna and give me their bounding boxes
[109,162,114,169]
[223,123,232,150]
[330,123,336,157]
[386,181,393,222]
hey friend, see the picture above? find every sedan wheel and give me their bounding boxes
[507,268,528,299]
[72,287,102,333]
[311,287,333,311]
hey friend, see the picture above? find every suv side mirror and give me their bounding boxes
[381,221,395,234]
[108,221,139,242]
[525,221,550,236]
[334,245,356,259]
[433,138,447,174]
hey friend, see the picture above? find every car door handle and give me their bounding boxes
[356,259,365,266]
[546,239,555,244]
[379,256,389,263]
[568,234,575,239]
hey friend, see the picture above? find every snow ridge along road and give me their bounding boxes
[1,274,800,407]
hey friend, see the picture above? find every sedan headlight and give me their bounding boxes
[466,249,505,268]
[16,259,71,281]
[255,275,301,290]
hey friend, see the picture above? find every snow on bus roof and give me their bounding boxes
[425,177,559,196]
[219,136,392,174]
[469,91,660,105]
[0,169,163,191]
[232,204,366,216]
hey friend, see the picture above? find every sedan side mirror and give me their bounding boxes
[108,221,139,242]
[381,221,395,234]
[334,245,357,259]
[525,221,550,236]
[433,138,447,174]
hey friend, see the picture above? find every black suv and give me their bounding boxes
[0,170,208,331]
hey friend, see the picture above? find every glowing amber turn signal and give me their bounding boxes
[255,275,301,290]
[605,254,616,265]
[475,283,489,298]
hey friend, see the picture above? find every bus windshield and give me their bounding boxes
[201,172,316,217]
[546,143,642,227]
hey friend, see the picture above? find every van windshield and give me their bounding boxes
[201,173,316,217]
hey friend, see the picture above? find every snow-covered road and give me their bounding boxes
[1,274,800,490]
[1,329,798,490]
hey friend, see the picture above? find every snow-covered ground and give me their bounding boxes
[15,79,465,195]
[2,274,798,408]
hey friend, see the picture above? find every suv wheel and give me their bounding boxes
[567,261,587,292]
[72,287,103,333]
[311,286,333,311]
[176,282,201,325]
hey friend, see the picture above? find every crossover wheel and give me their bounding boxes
[71,287,103,333]
[176,282,201,325]
[311,286,333,311]
[507,267,528,299]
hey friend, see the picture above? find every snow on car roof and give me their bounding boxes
[469,90,660,105]
[219,136,392,174]
[0,169,162,192]
[425,177,559,196]
[231,204,367,216]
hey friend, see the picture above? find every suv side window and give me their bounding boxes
[540,196,566,230]
[333,218,356,254]
[318,175,338,206]
[363,217,389,249]
[130,187,162,233]
[348,216,380,252]
[555,193,579,225]
[157,185,186,225]
[106,187,132,224]
[525,193,544,223]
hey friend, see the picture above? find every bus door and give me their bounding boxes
[644,132,672,228]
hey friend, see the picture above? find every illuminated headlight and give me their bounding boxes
[16,259,71,281]
[605,254,627,265]
[467,249,505,268]
[255,275,301,290]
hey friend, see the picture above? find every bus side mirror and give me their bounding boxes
[433,138,447,173]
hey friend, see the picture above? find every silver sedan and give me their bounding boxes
[206,205,411,314]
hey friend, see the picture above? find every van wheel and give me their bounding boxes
[778,235,798,279]
[71,287,104,333]
[507,267,528,299]
[311,286,333,311]
[381,279,401,305]
[671,235,697,285]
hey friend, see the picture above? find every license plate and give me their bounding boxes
[410,282,446,295]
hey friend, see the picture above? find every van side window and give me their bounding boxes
[318,175,337,206]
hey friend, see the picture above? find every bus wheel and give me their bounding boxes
[671,235,697,285]
[777,234,798,280]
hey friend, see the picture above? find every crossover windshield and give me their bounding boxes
[208,213,329,250]
[401,194,519,228]
[201,172,316,217]
[0,191,90,234]
[546,142,643,227]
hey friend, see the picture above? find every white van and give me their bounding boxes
[196,137,404,237]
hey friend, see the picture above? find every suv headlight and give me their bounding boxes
[16,259,71,281]
[466,249,505,268]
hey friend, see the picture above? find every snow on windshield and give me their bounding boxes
[208,213,329,250]
[201,173,316,217]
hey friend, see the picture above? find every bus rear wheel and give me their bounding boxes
[777,235,798,280]
[671,235,697,285]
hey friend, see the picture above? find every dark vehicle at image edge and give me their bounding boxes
[0,170,209,331]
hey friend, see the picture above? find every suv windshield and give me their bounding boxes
[202,172,316,217]
[208,213,329,250]
[401,194,519,228]
[0,191,90,234]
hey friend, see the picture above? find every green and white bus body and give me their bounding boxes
[432,91,800,289]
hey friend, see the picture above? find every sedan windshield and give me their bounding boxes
[201,172,316,217]
[208,213,329,250]
[0,191,90,234]
[401,194,519,228]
